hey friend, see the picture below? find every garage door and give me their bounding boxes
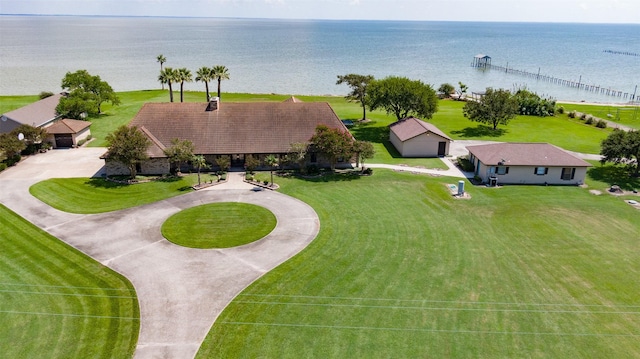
[55,134,73,148]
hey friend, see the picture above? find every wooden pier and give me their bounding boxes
[471,54,638,101]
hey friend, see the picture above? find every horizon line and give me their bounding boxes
[1,13,639,26]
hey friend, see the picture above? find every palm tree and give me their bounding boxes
[265,154,278,187]
[158,67,177,102]
[176,68,193,103]
[191,155,210,186]
[156,54,167,89]
[211,65,230,99]
[195,66,213,101]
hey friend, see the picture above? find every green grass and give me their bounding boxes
[29,175,206,213]
[0,204,139,358]
[197,170,640,358]
[162,203,277,248]
[558,102,640,130]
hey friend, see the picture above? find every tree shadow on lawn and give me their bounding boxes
[85,178,129,189]
[588,164,640,191]
[451,125,507,138]
[349,123,389,143]
[295,171,363,183]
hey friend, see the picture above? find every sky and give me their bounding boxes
[0,0,639,24]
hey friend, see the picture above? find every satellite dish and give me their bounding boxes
[18,133,25,141]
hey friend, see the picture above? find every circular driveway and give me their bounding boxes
[0,148,320,359]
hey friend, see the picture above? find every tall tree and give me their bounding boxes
[309,125,354,171]
[191,155,210,186]
[600,129,640,177]
[195,66,214,101]
[244,154,259,174]
[367,76,439,121]
[265,154,279,186]
[163,138,194,174]
[211,65,230,99]
[462,88,518,130]
[176,68,193,103]
[156,54,167,89]
[60,70,120,114]
[336,74,374,121]
[105,126,151,179]
[55,90,97,119]
[438,83,455,98]
[158,67,177,102]
[353,140,375,169]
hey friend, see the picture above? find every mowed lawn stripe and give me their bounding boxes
[29,176,201,213]
[0,204,139,358]
[198,170,640,358]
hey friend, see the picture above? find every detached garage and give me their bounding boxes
[389,117,452,157]
[45,119,92,148]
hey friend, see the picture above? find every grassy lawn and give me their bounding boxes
[558,102,640,130]
[162,203,277,248]
[197,170,640,358]
[28,175,210,213]
[0,204,138,358]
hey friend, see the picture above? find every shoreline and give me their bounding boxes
[0,90,638,107]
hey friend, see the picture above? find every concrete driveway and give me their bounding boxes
[0,148,320,359]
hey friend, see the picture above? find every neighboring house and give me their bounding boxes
[103,98,352,176]
[466,142,592,185]
[389,117,452,157]
[45,118,92,148]
[0,93,64,133]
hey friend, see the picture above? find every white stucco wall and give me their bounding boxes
[476,163,588,185]
[391,131,450,157]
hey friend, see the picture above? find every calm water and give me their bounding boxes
[1,15,639,102]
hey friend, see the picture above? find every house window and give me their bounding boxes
[561,167,576,180]
[534,167,548,175]
[496,166,509,175]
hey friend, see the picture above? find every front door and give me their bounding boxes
[231,154,245,168]
[437,142,447,157]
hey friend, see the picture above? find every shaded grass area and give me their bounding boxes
[585,160,640,192]
[29,176,201,213]
[198,170,640,358]
[0,204,139,358]
[162,203,276,249]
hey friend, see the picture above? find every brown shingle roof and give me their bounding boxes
[466,143,592,167]
[389,117,452,142]
[2,93,63,127]
[128,102,349,156]
[45,118,91,134]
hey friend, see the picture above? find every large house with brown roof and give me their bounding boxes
[466,142,592,186]
[389,117,452,157]
[103,98,352,176]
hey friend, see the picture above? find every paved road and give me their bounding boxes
[0,148,320,359]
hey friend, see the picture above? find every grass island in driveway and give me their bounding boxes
[162,203,277,248]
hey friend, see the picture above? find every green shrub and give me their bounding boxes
[362,167,373,175]
[457,156,475,172]
[585,115,595,125]
[39,91,54,99]
[580,113,588,120]
[0,163,6,172]
[556,106,564,114]
[568,110,577,118]
[596,119,607,128]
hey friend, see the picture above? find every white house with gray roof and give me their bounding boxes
[466,142,592,186]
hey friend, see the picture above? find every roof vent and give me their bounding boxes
[206,97,219,111]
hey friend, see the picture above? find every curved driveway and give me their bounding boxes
[0,148,320,359]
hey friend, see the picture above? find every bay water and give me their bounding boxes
[0,15,638,103]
